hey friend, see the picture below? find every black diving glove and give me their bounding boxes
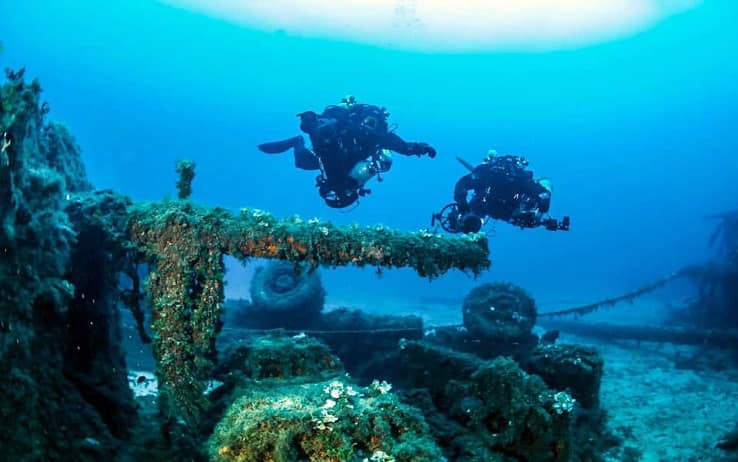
[543,218,558,231]
[406,142,436,158]
[419,143,437,158]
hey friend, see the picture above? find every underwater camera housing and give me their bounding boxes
[460,213,483,233]
[543,216,570,231]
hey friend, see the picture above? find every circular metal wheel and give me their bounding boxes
[432,203,461,233]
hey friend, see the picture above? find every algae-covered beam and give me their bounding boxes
[128,200,490,428]
[130,202,491,278]
[228,207,490,278]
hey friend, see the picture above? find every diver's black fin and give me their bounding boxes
[257,136,303,154]
[456,156,475,172]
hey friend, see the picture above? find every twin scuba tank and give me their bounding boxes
[348,103,393,187]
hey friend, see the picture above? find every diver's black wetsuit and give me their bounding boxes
[259,100,435,208]
[451,155,568,231]
[455,155,550,224]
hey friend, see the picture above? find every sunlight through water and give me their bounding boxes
[162,0,701,51]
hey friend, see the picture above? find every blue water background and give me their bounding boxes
[4,1,738,311]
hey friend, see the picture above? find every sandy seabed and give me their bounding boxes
[123,296,738,461]
[538,299,738,462]
[561,329,738,462]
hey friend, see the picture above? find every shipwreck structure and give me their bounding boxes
[0,70,491,460]
[128,199,489,433]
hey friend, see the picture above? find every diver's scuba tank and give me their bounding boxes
[349,150,393,187]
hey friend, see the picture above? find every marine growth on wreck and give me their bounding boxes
[5,2,738,460]
[3,43,735,462]
[8,71,601,461]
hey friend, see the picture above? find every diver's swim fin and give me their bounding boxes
[257,136,304,154]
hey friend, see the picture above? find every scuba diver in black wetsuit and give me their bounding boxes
[432,151,570,233]
[258,96,437,208]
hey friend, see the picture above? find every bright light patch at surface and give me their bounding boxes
[163,0,701,51]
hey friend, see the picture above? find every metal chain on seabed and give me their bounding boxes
[537,271,684,318]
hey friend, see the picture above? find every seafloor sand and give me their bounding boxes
[547,299,738,461]
[584,333,738,462]
[124,297,738,461]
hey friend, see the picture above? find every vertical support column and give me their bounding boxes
[134,214,225,435]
